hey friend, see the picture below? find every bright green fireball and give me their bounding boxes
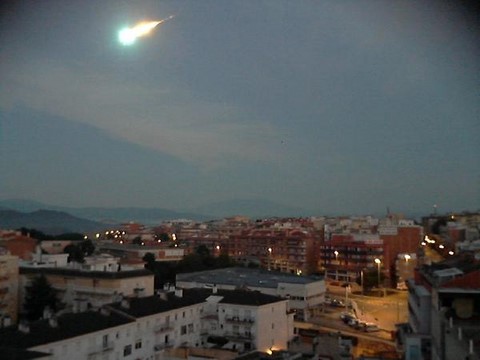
[118,27,137,46]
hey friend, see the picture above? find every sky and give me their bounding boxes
[0,0,479,216]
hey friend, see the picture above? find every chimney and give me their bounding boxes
[175,288,183,298]
[157,290,168,301]
[213,284,217,294]
[43,306,52,319]
[49,316,58,328]
[18,321,30,334]
[1,316,11,327]
[100,307,111,316]
[121,298,130,309]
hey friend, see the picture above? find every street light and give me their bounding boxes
[374,258,381,289]
[404,254,411,263]
[334,250,339,262]
[267,247,272,271]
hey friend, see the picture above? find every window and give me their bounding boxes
[123,345,132,356]
[188,323,194,333]
[181,325,187,335]
[182,311,185,318]
[102,334,109,348]
[135,340,142,349]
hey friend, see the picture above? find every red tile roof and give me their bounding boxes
[442,269,480,290]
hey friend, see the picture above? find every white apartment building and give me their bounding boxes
[176,267,325,321]
[0,287,295,359]
[19,261,154,310]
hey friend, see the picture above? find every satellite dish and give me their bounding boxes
[453,298,473,319]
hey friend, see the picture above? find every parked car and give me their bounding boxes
[340,312,356,323]
[354,321,368,330]
[348,318,359,327]
[331,299,345,307]
[363,323,380,332]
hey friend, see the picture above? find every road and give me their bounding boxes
[295,319,395,345]
[327,287,409,331]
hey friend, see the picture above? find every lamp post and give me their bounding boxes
[360,269,364,295]
[334,251,339,280]
[374,258,381,290]
[267,247,272,271]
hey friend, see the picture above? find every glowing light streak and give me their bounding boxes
[118,15,174,46]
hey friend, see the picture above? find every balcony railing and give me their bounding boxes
[87,342,114,358]
[224,332,253,340]
[224,316,255,324]
[154,323,173,333]
[154,342,174,351]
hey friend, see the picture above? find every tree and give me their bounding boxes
[80,239,95,256]
[63,244,85,263]
[24,274,59,321]
[143,252,156,270]
[357,269,385,290]
[132,236,143,245]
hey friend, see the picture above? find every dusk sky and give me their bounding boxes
[1,1,479,216]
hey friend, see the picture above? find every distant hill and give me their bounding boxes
[0,209,107,235]
[0,198,310,225]
[0,199,210,224]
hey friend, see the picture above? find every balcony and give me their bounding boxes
[154,323,173,333]
[154,342,174,351]
[224,316,255,324]
[224,332,253,341]
[87,342,114,358]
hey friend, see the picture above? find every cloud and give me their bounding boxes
[1,54,279,168]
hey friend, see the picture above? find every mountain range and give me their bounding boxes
[0,198,310,234]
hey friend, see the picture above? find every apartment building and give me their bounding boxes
[225,228,320,276]
[321,217,422,285]
[176,267,325,321]
[320,234,384,284]
[19,261,154,310]
[0,230,37,260]
[0,249,19,325]
[0,287,294,359]
[400,252,480,360]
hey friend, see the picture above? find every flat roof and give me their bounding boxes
[176,267,323,289]
[0,311,134,349]
[19,266,153,279]
[110,289,285,318]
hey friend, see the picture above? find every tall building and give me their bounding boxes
[0,249,19,325]
[400,252,480,360]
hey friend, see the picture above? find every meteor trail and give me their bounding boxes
[118,15,174,46]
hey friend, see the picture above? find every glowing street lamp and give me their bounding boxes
[334,250,339,262]
[267,247,272,271]
[374,258,381,288]
[404,254,411,263]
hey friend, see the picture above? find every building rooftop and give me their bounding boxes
[177,267,323,289]
[19,266,153,279]
[0,310,134,349]
[109,288,285,318]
